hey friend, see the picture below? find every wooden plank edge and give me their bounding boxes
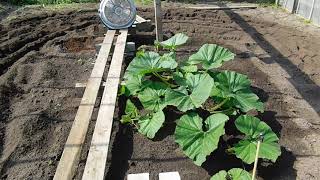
[159,172,181,180]
[81,29,128,180]
[53,30,116,180]
[187,5,257,10]
[128,173,150,180]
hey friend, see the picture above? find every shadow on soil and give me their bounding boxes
[219,4,320,116]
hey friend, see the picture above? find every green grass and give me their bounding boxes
[6,0,98,5]
[303,19,312,24]
[134,0,153,6]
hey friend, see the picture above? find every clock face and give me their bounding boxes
[99,0,136,29]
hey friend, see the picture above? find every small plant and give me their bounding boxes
[120,33,281,179]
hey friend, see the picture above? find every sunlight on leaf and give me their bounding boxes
[211,168,251,180]
[138,110,165,139]
[160,33,189,50]
[188,44,235,70]
[175,113,229,166]
[233,115,281,164]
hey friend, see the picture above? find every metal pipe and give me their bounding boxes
[296,0,301,13]
[309,0,315,20]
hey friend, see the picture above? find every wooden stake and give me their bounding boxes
[154,0,163,42]
[251,134,263,180]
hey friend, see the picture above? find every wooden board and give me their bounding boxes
[159,172,181,180]
[128,173,150,180]
[187,5,257,10]
[53,30,116,180]
[81,29,128,180]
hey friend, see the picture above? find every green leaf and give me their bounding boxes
[160,33,189,50]
[125,51,162,76]
[233,115,281,164]
[120,100,139,124]
[125,99,139,116]
[175,113,229,166]
[180,64,198,73]
[160,52,178,69]
[166,73,214,112]
[125,51,177,79]
[138,110,165,139]
[188,44,235,70]
[124,75,152,96]
[211,168,251,180]
[212,71,264,112]
[138,82,168,111]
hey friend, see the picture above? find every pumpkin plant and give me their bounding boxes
[120,33,281,179]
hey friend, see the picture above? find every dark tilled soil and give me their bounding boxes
[0,5,108,179]
[0,3,319,180]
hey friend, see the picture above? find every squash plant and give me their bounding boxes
[120,33,281,178]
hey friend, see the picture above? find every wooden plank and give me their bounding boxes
[128,173,150,180]
[159,172,181,180]
[53,30,116,180]
[75,82,106,88]
[81,29,128,180]
[187,5,257,10]
[154,0,163,42]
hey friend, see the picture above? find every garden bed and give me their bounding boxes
[0,3,319,180]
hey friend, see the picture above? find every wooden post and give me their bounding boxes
[154,0,163,42]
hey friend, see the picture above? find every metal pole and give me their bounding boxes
[154,0,163,42]
[309,0,315,20]
[296,0,301,14]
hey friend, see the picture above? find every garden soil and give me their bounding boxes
[0,3,319,180]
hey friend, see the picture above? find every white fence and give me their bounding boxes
[279,0,319,25]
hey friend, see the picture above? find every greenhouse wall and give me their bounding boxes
[279,0,320,26]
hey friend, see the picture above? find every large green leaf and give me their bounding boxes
[166,73,214,112]
[138,82,168,111]
[175,113,229,166]
[138,110,165,139]
[211,168,251,180]
[125,51,177,78]
[160,33,189,50]
[233,115,281,164]
[212,71,264,112]
[188,44,235,70]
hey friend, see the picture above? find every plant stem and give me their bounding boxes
[209,107,234,114]
[131,120,139,129]
[209,98,229,112]
[153,72,176,87]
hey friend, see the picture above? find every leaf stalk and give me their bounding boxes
[209,98,229,112]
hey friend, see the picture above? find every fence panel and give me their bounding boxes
[311,0,320,25]
[279,0,295,12]
[280,0,320,26]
